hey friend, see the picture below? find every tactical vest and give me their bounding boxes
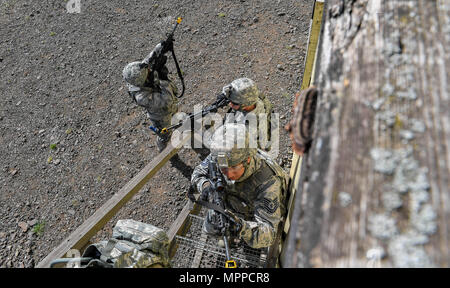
[224,94,275,151]
[225,150,289,220]
[256,150,287,191]
[256,149,289,207]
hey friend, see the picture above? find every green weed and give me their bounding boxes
[33,221,45,236]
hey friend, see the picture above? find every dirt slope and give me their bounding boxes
[0,0,313,267]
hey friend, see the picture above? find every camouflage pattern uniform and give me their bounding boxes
[222,78,275,152]
[82,219,170,268]
[128,80,178,151]
[191,124,288,249]
[123,44,179,151]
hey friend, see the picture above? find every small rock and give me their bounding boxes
[18,222,29,233]
[9,168,18,176]
[67,209,76,216]
[27,231,34,239]
[27,219,38,227]
[53,159,61,165]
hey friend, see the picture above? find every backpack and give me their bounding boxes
[81,219,171,268]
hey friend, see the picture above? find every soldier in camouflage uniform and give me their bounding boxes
[122,42,179,152]
[191,123,288,249]
[221,78,276,152]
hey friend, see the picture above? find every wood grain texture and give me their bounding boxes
[284,0,449,268]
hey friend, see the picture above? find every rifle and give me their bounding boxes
[144,17,185,98]
[186,158,241,267]
[204,161,239,268]
[149,92,230,137]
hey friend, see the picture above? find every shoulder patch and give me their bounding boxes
[259,197,279,215]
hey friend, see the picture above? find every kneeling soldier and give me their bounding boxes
[191,123,288,248]
[222,78,276,152]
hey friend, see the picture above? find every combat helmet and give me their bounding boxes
[209,123,257,168]
[122,61,148,87]
[222,78,260,108]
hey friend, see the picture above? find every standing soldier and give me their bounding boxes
[221,78,276,152]
[122,42,179,152]
[191,123,288,248]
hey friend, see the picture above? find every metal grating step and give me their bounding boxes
[171,214,268,268]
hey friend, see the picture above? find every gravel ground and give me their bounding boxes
[0,0,313,267]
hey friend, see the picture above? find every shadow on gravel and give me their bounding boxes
[170,154,194,180]
[169,147,210,180]
[193,148,210,161]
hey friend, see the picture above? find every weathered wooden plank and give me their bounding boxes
[167,202,195,243]
[281,0,324,267]
[284,0,449,268]
[167,131,205,259]
[167,200,202,257]
[285,0,324,234]
[37,133,192,268]
[301,0,325,91]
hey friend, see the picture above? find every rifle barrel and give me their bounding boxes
[223,235,231,260]
[169,17,182,37]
